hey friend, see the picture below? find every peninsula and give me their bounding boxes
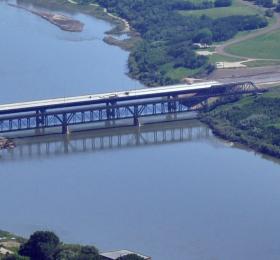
[9,3,84,32]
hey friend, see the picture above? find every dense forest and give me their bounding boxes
[76,0,268,86]
[201,87,280,158]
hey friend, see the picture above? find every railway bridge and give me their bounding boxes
[0,81,263,135]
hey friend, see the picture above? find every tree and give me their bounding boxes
[263,0,274,7]
[214,0,232,7]
[193,28,213,44]
[76,246,100,260]
[265,9,274,17]
[275,3,280,11]
[19,231,60,260]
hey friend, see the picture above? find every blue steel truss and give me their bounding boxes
[0,81,263,134]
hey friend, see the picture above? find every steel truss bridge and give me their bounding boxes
[0,121,213,161]
[0,81,261,135]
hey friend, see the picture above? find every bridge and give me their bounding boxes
[0,81,261,135]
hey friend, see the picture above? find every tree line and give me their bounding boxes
[2,231,145,260]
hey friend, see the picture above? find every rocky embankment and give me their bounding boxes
[9,3,84,32]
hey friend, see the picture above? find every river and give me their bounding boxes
[1,2,280,260]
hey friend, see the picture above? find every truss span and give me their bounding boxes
[0,81,263,135]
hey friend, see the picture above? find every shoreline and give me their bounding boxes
[13,0,279,160]
[8,3,84,32]
[17,0,139,47]
[201,117,280,160]
[200,85,280,160]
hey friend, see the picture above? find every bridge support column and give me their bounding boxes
[133,116,139,126]
[106,102,111,120]
[106,101,116,120]
[36,110,40,128]
[36,109,46,129]
[167,96,177,113]
[62,113,70,135]
[133,105,140,127]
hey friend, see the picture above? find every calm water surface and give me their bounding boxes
[1,2,280,260]
[0,1,141,103]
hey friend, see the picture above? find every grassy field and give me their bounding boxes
[226,29,280,59]
[243,59,280,67]
[166,67,202,80]
[180,0,262,18]
[160,63,202,80]
[208,53,243,63]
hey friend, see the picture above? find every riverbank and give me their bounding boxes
[14,0,280,160]
[18,0,140,50]
[22,0,270,86]
[9,3,84,32]
[200,86,280,159]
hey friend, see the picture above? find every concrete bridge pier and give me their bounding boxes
[133,105,140,127]
[35,109,46,128]
[133,116,140,127]
[62,113,70,135]
[167,95,177,113]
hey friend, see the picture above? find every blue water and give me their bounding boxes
[1,2,280,260]
[0,1,142,104]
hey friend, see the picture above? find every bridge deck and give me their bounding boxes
[0,81,259,135]
[0,81,219,114]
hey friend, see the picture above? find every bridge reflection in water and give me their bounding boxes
[0,120,216,161]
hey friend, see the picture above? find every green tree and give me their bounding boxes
[193,28,213,44]
[275,3,280,11]
[76,245,100,260]
[19,231,60,260]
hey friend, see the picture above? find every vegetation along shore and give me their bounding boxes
[201,86,280,159]
[0,230,148,260]
[16,0,280,160]
[20,0,268,86]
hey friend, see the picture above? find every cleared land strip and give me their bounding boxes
[206,64,280,86]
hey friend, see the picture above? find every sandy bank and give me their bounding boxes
[9,3,84,32]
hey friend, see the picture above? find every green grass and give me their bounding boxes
[208,53,243,63]
[243,59,280,67]
[180,0,262,19]
[226,29,280,59]
[166,67,201,80]
[160,63,201,80]
[263,86,280,98]
[161,53,243,80]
